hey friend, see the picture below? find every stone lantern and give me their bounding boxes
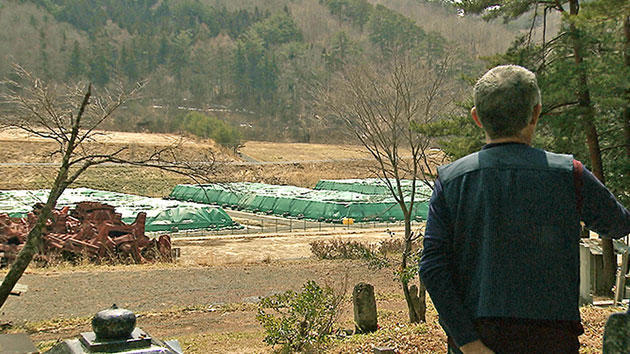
[46,305,183,353]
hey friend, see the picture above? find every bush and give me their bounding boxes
[178,111,240,149]
[376,238,406,255]
[256,280,343,352]
[310,237,422,270]
[309,239,377,260]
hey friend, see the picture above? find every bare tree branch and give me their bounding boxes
[0,66,220,308]
[316,48,461,324]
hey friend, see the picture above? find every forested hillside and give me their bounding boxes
[0,0,518,142]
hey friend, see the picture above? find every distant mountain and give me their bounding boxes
[0,0,518,142]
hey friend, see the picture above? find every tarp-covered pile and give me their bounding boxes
[0,188,236,232]
[169,182,429,223]
[315,178,433,197]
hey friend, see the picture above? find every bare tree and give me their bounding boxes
[318,52,458,323]
[0,66,217,308]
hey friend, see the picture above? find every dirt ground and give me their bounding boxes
[2,259,397,323]
[0,230,618,353]
[2,228,404,322]
[175,227,406,265]
[0,236,413,353]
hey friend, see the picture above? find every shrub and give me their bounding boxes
[178,111,240,149]
[256,280,343,352]
[377,238,405,255]
[309,239,377,260]
[310,237,422,270]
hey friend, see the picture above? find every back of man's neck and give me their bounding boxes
[486,137,530,145]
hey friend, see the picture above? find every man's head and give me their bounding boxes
[472,65,541,141]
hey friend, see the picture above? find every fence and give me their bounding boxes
[162,215,424,238]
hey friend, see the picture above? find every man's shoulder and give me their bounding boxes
[437,146,574,184]
[541,149,575,169]
[437,151,481,184]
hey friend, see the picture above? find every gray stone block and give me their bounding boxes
[603,309,630,353]
[353,282,377,334]
[0,333,37,354]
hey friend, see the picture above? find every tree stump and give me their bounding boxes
[353,282,377,333]
[603,308,630,353]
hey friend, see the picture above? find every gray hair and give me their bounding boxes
[473,65,541,139]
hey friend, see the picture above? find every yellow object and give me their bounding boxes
[342,217,354,225]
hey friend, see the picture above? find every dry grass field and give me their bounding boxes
[0,128,232,163]
[0,130,379,194]
[240,141,374,162]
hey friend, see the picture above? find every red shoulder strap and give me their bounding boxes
[573,159,584,214]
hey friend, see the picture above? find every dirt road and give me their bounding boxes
[3,227,404,322]
[2,259,396,323]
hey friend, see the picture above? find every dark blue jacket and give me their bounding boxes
[419,143,630,347]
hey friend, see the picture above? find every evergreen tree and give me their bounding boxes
[66,40,84,79]
[442,0,629,292]
[367,4,427,53]
[157,35,169,65]
[38,28,50,80]
[119,45,138,82]
[323,31,359,71]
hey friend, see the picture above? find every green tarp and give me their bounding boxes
[0,188,236,232]
[145,206,233,232]
[315,178,433,197]
[169,182,429,223]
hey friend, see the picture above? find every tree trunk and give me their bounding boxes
[568,0,615,295]
[400,212,425,323]
[0,206,51,307]
[0,161,69,309]
[623,16,630,159]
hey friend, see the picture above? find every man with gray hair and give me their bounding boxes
[419,65,630,353]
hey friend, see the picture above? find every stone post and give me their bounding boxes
[353,282,377,333]
[580,243,593,305]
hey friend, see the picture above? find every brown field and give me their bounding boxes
[240,140,373,162]
[0,128,232,164]
[0,130,379,194]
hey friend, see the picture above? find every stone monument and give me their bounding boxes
[353,282,378,334]
[603,306,630,353]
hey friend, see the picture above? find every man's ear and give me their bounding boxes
[531,104,542,126]
[471,107,483,128]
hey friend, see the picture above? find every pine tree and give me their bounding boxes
[66,41,84,79]
[443,0,629,293]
